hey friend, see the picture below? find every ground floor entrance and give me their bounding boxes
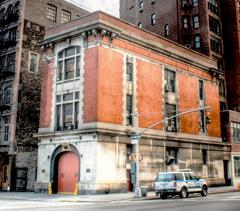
[57,152,79,194]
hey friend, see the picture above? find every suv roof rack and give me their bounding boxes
[177,169,192,172]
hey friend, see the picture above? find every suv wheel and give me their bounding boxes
[160,194,167,199]
[201,186,208,197]
[180,187,188,198]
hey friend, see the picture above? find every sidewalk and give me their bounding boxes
[0,186,238,203]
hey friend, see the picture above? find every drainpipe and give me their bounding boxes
[8,0,25,191]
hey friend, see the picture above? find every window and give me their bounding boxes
[192,0,198,7]
[57,46,81,81]
[126,56,133,82]
[194,35,201,49]
[164,24,169,37]
[56,92,80,131]
[7,53,15,73]
[138,22,143,28]
[234,156,240,177]
[219,79,225,97]
[165,104,177,131]
[166,147,178,164]
[61,10,71,23]
[208,0,219,15]
[151,13,156,25]
[3,86,12,105]
[199,80,204,100]
[126,94,133,126]
[46,4,57,22]
[2,116,10,142]
[29,53,38,73]
[210,37,222,54]
[220,102,226,111]
[202,149,208,165]
[209,16,220,35]
[182,0,190,8]
[193,15,200,29]
[231,122,240,143]
[200,110,206,133]
[139,1,144,11]
[182,16,189,29]
[165,69,176,93]
[8,27,17,41]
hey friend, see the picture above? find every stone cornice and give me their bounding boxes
[40,12,220,76]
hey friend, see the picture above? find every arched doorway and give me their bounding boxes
[58,152,79,193]
[51,145,80,194]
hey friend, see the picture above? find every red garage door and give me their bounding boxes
[58,152,79,194]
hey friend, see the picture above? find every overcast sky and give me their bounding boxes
[67,0,120,17]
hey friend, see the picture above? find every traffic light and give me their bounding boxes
[206,111,211,124]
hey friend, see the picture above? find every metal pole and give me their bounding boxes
[134,112,141,197]
[131,106,210,198]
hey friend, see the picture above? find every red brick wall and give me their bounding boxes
[137,59,163,129]
[83,47,99,123]
[178,74,199,134]
[39,61,53,128]
[205,82,221,137]
[97,47,124,124]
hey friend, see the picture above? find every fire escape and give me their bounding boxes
[0,2,19,153]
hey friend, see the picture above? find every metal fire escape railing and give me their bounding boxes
[0,1,19,116]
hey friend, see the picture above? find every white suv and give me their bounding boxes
[155,171,208,199]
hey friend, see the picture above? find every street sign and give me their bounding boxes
[130,134,140,144]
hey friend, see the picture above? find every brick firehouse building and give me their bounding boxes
[36,12,231,194]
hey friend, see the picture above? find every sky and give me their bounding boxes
[67,0,120,17]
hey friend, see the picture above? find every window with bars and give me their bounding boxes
[57,46,81,81]
[56,92,80,131]
[61,10,71,23]
[46,4,57,22]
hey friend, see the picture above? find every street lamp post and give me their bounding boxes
[131,106,210,198]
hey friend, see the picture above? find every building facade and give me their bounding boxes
[36,11,231,194]
[120,0,240,187]
[0,0,88,191]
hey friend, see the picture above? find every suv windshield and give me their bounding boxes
[156,173,174,182]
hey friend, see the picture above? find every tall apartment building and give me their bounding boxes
[36,11,231,194]
[120,0,240,186]
[0,0,88,191]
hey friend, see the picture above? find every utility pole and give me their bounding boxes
[131,106,210,198]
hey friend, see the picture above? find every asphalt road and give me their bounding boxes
[0,192,240,211]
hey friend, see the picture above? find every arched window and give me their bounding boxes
[3,85,12,105]
[57,46,81,81]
